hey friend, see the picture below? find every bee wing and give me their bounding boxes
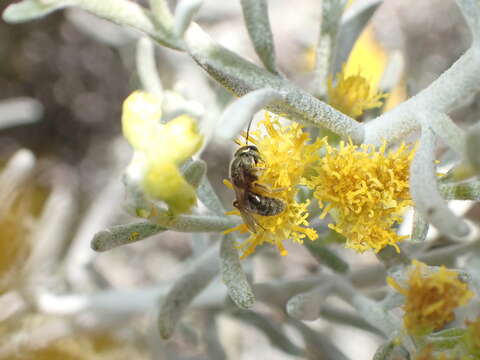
[233,186,258,233]
[238,206,259,233]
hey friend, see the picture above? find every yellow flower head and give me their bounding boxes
[122,91,203,214]
[225,113,322,258]
[327,66,387,119]
[388,260,474,337]
[304,140,414,253]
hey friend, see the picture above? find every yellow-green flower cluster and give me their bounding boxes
[388,260,474,337]
[225,113,321,258]
[327,66,387,119]
[305,141,415,253]
[122,91,203,214]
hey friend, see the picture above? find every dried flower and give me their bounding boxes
[224,113,321,258]
[0,183,44,293]
[388,260,474,337]
[0,321,147,360]
[415,345,457,360]
[122,91,203,214]
[463,317,480,359]
[304,141,414,253]
[327,66,387,119]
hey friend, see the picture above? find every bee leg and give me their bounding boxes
[252,182,286,194]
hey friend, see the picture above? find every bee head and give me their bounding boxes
[234,145,260,160]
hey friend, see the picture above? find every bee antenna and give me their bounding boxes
[245,118,253,144]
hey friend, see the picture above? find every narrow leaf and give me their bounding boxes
[220,235,255,309]
[158,246,218,339]
[232,310,304,356]
[240,0,279,74]
[410,126,469,238]
[218,88,284,140]
[3,0,68,23]
[136,37,163,96]
[304,239,349,273]
[91,222,166,252]
[411,210,429,242]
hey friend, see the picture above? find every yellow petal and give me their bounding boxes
[344,26,388,94]
[155,114,204,165]
[122,91,163,151]
[142,159,196,214]
[386,276,404,294]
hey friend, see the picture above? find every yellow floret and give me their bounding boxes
[388,260,473,337]
[327,66,387,119]
[305,140,415,253]
[122,91,203,214]
[122,91,163,151]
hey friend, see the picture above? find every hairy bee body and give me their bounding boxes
[230,145,261,189]
[230,145,285,232]
[244,192,285,216]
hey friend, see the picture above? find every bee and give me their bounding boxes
[229,122,286,232]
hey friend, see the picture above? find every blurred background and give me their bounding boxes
[0,0,477,359]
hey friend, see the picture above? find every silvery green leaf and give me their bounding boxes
[149,0,174,29]
[136,37,164,96]
[91,222,166,252]
[218,88,284,140]
[198,178,225,216]
[220,235,255,309]
[411,210,429,242]
[428,113,466,155]
[466,124,480,173]
[313,0,347,96]
[3,0,69,23]
[410,126,469,238]
[174,0,203,37]
[157,245,218,339]
[286,282,333,321]
[232,310,304,356]
[303,238,349,273]
[333,0,382,75]
[240,0,279,74]
[185,24,363,142]
[181,159,206,189]
[292,320,349,360]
